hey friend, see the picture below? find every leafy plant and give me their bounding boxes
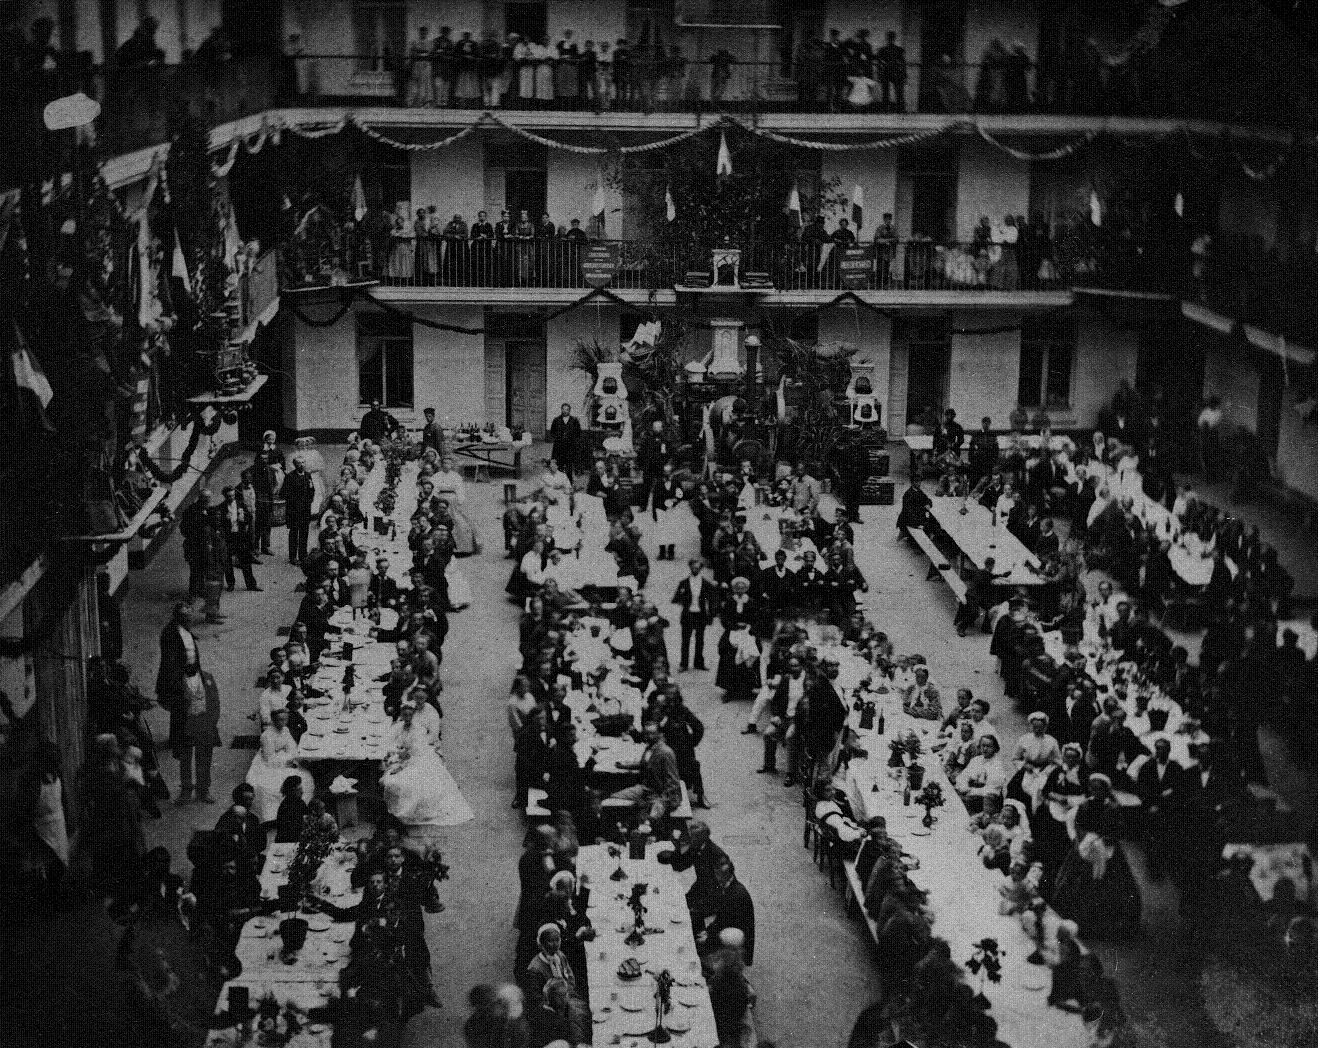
[965,938,1003,984]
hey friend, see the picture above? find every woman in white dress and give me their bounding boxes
[515,39,536,100]
[381,698,474,827]
[433,458,479,556]
[389,210,414,283]
[257,667,292,727]
[247,708,316,823]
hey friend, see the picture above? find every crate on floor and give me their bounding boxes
[861,478,895,506]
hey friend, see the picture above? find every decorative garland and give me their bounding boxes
[135,412,227,484]
[733,120,958,152]
[975,125,1098,161]
[287,283,638,335]
[352,118,482,153]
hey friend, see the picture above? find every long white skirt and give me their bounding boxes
[247,756,315,823]
[382,749,474,827]
[447,561,473,609]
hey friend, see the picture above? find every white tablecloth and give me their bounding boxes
[927,497,1043,586]
[576,844,720,1048]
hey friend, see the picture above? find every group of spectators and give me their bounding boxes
[896,381,1314,953]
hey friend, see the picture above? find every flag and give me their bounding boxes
[1089,189,1103,227]
[785,182,802,231]
[172,230,191,292]
[1174,191,1184,217]
[850,184,864,231]
[665,183,676,223]
[353,175,367,221]
[10,320,53,408]
[591,179,607,236]
[716,133,732,177]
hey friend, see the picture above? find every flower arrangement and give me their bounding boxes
[245,992,306,1046]
[965,938,1003,1004]
[917,782,945,827]
[646,968,676,1043]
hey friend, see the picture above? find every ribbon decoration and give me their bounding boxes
[352,117,483,153]
[735,120,958,152]
[975,125,1098,161]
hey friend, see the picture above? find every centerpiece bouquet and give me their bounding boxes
[916,781,945,827]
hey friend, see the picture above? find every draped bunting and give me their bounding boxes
[974,126,1098,162]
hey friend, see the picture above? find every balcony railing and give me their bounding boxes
[284,54,1151,118]
[279,234,1121,295]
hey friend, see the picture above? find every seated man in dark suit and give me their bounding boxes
[696,856,756,966]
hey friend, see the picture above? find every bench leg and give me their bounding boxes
[925,562,940,581]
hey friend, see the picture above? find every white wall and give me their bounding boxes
[948,312,1020,427]
[822,154,898,237]
[288,300,485,433]
[412,139,487,223]
[955,138,1031,241]
[547,0,625,48]
[407,1,488,39]
[547,153,622,233]
[822,1,907,43]
[412,305,486,427]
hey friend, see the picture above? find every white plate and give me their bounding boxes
[666,1017,692,1033]
[306,914,332,931]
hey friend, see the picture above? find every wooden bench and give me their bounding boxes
[525,787,553,821]
[597,782,693,824]
[905,526,968,604]
[842,859,881,944]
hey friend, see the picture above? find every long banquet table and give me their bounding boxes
[824,644,1086,1048]
[205,841,362,1046]
[927,496,1044,587]
[576,844,721,1048]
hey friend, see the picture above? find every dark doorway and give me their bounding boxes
[504,169,547,224]
[1137,323,1205,461]
[900,317,951,431]
[505,1,548,43]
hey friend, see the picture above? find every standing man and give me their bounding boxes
[637,419,672,511]
[219,486,261,592]
[360,399,400,443]
[169,653,220,804]
[876,30,906,109]
[156,601,200,801]
[968,417,999,483]
[548,403,583,484]
[421,407,445,457]
[801,656,847,784]
[179,488,213,598]
[673,558,717,672]
[609,718,684,827]
[252,431,285,556]
[201,507,229,624]
[280,457,316,566]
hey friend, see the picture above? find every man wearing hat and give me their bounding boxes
[218,485,261,592]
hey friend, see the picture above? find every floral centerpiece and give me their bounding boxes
[645,969,676,1043]
[888,730,924,770]
[625,882,650,947]
[916,781,945,827]
[965,938,1003,1006]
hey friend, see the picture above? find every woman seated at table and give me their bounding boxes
[541,870,596,992]
[1007,711,1062,811]
[523,924,591,1038]
[433,457,480,553]
[246,708,315,823]
[955,733,1009,813]
[716,577,762,703]
[943,718,980,779]
[978,798,1032,873]
[382,697,475,828]
[1031,743,1089,874]
[257,666,292,726]
[1050,784,1142,940]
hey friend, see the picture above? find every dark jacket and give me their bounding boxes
[280,470,316,522]
[672,575,719,624]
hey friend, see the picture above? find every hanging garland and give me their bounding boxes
[975,126,1098,161]
[134,411,227,484]
[732,120,958,152]
[352,118,483,153]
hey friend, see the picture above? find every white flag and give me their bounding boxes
[665,183,676,223]
[172,230,191,293]
[591,179,607,236]
[850,184,864,231]
[353,175,367,221]
[10,320,53,408]
[1174,191,1184,217]
[1089,190,1103,227]
[716,133,732,177]
[785,182,801,230]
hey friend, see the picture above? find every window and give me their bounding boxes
[353,0,405,73]
[505,2,548,43]
[357,313,413,409]
[1018,314,1075,409]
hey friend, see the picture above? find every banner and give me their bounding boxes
[839,246,875,290]
[581,243,619,288]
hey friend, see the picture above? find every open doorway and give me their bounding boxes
[505,1,548,43]
[900,317,951,432]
